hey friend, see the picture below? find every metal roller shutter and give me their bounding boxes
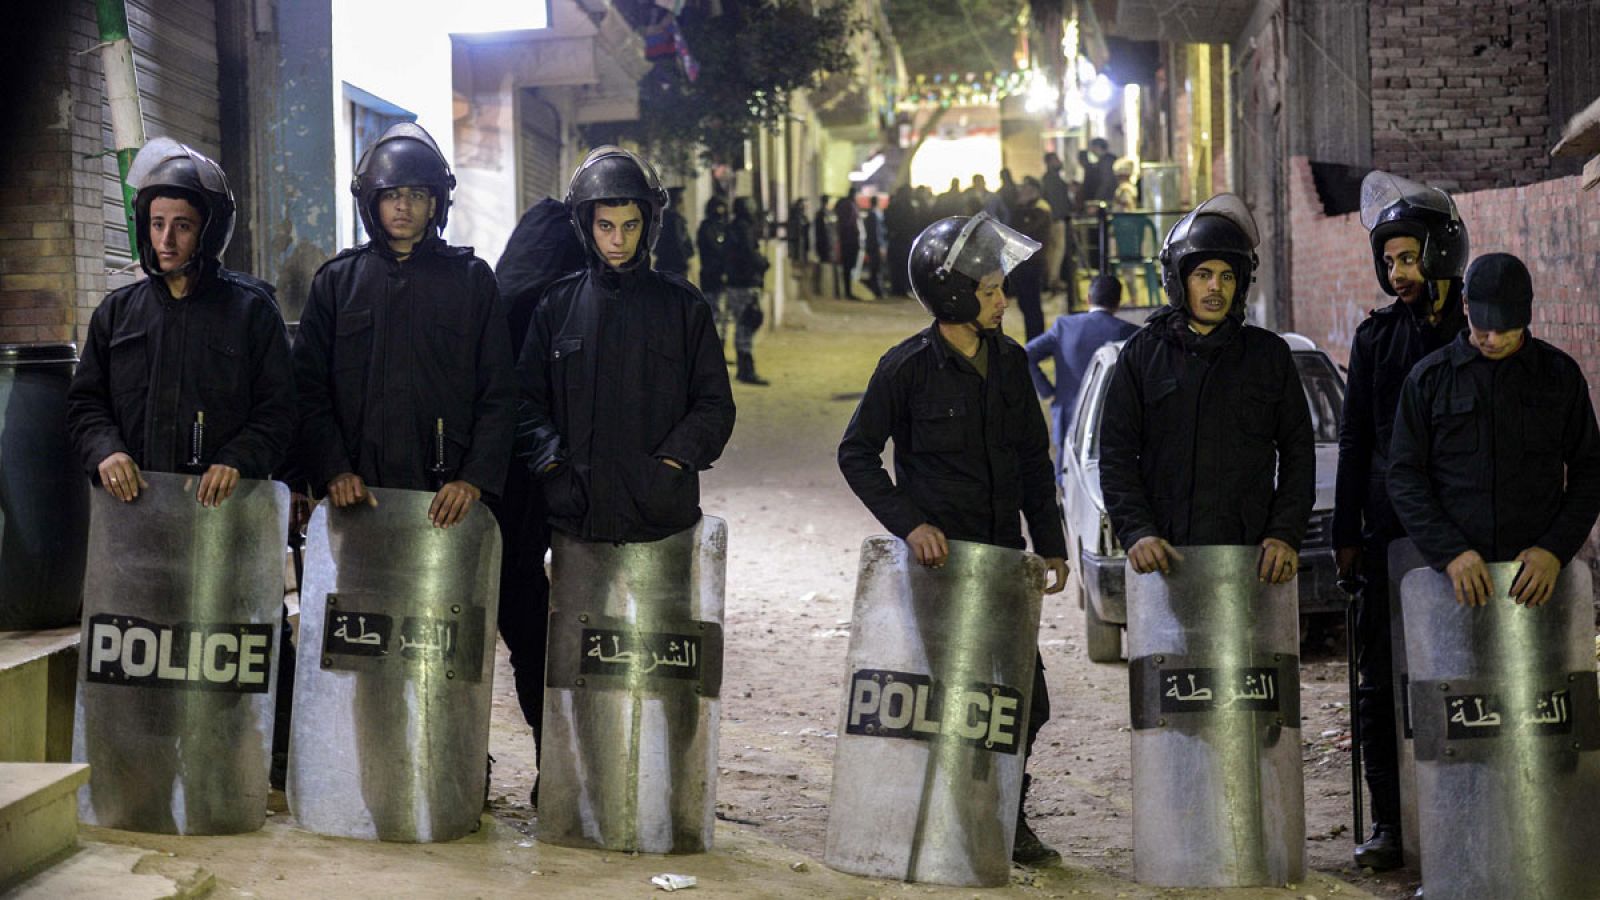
[517,90,563,210]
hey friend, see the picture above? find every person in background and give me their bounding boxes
[654,186,694,276]
[1025,275,1137,474]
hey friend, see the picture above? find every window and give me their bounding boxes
[345,84,417,246]
[1293,352,1346,444]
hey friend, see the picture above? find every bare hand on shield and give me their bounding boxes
[97,451,147,503]
[429,480,481,529]
[906,523,949,567]
[1445,549,1493,606]
[1042,557,1069,594]
[327,472,368,508]
[1258,538,1299,585]
[1509,546,1560,607]
[196,464,240,508]
[1127,536,1181,575]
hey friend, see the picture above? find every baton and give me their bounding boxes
[1338,571,1366,843]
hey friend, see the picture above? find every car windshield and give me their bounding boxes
[1293,351,1344,443]
[1085,347,1346,461]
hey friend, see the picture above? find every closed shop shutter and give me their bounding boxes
[517,90,562,210]
[102,0,222,284]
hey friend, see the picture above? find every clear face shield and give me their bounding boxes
[1359,171,1458,231]
[939,213,1041,284]
[1163,192,1260,253]
[127,137,229,196]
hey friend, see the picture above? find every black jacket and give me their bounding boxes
[1332,293,1464,549]
[515,263,736,543]
[655,208,694,276]
[67,265,296,480]
[813,209,835,263]
[724,215,766,289]
[1099,308,1315,551]
[695,217,727,293]
[291,235,517,498]
[1389,332,1600,568]
[838,323,1067,559]
[496,198,586,355]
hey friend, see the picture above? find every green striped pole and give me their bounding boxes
[96,0,146,258]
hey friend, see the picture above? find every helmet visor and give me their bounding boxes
[1359,171,1457,231]
[127,137,229,195]
[942,213,1041,282]
[1164,192,1259,250]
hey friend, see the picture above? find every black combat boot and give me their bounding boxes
[736,352,769,386]
[1011,773,1061,866]
[1354,823,1403,871]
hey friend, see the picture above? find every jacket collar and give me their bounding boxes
[1448,328,1537,371]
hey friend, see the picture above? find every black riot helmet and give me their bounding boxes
[128,137,236,278]
[1360,171,1469,296]
[1158,192,1259,315]
[564,146,668,271]
[351,122,455,240]
[908,214,1041,324]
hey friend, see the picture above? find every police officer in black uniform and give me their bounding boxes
[292,122,516,521]
[1098,193,1313,585]
[67,137,299,785]
[1332,171,1469,869]
[837,213,1069,865]
[516,146,735,546]
[1389,253,1600,608]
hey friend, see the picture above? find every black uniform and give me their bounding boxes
[291,234,518,497]
[492,198,586,739]
[1389,331,1600,569]
[655,206,694,276]
[1330,293,1463,826]
[516,265,735,544]
[838,323,1066,752]
[1099,308,1315,552]
[68,267,296,480]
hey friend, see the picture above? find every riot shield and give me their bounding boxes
[72,471,289,834]
[538,517,727,854]
[1126,545,1305,887]
[1401,562,1600,900]
[1385,537,1428,864]
[287,488,502,842]
[824,537,1045,888]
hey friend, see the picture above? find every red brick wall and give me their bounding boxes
[1369,0,1554,192]
[0,5,106,346]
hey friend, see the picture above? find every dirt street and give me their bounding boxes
[81,290,1407,899]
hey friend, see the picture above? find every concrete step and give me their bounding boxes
[0,761,89,890]
[0,627,80,764]
[2,841,214,900]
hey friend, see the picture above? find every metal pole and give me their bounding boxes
[95,0,146,258]
[1340,572,1366,843]
[1095,203,1110,277]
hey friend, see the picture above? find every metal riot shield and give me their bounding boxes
[1126,545,1305,887]
[1386,537,1428,864]
[1400,562,1600,900]
[72,472,289,834]
[287,488,501,842]
[824,537,1045,888]
[539,516,727,854]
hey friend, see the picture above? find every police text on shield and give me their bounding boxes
[85,613,274,692]
[845,668,1024,753]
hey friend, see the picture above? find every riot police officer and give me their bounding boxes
[291,122,516,526]
[1389,253,1600,606]
[516,146,735,545]
[1098,193,1314,582]
[1332,171,1470,869]
[67,137,296,505]
[66,136,299,789]
[837,213,1069,865]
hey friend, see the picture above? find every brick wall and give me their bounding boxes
[0,5,107,346]
[1369,0,1554,192]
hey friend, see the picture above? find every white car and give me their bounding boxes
[1059,332,1347,662]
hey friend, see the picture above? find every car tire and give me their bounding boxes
[1084,598,1123,663]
